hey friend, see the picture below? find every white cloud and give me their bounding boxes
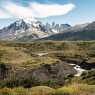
[30,2,75,18]
[0,2,75,19]
[4,2,34,18]
[0,9,11,18]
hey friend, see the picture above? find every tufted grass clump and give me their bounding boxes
[55,83,95,95]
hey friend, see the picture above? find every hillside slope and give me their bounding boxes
[42,21,95,41]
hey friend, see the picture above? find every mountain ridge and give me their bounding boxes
[41,21,95,41]
[0,19,71,41]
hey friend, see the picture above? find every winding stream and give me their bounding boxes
[36,52,86,76]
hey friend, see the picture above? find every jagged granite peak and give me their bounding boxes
[84,21,95,31]
[9,19,29,30]
[42,21,95,41]
[0,18,71,41]
[0,19,49,40]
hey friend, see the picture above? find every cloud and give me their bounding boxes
[0,9,11,18]
[4,2,34,18]
[30,2,75,18]
[0,2,75,19]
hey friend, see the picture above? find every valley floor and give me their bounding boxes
[0,41,95,95]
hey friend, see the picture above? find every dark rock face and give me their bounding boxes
[32,62,76,81]
[0,58,95,81]
[80,62,95,70]
[0,64,11,80]
[0,58,95,87]
[0,57,95,80]
[0,62,76,82]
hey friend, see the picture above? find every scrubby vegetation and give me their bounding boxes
[0,86,55,95]
[0,84,95,95]
[0,41,95,95]
[80,70,95,84]
[55,83,95,95]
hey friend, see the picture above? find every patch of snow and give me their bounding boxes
[23,17,37,24]
[39,34,49,38]
[52,29,58,33]
[32,22,39,27]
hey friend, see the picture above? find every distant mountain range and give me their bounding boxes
[42,21,95,41]
[0,19,70,41]
[0,19,95,41]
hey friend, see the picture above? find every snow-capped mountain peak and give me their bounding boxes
[22,17,37,25]
[0,18,71,41]
[15,19,23,26]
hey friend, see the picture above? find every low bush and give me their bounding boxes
[55,83,95,95]
[80,70,95,85]
[0,86,55,95]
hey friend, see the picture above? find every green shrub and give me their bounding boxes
[0,86,55,95]
[80,70,95,85]
[55,83,95,95]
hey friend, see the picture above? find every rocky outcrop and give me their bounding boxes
[0,58,95,81]
[0,61,76,82]
[32,62,76,81]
